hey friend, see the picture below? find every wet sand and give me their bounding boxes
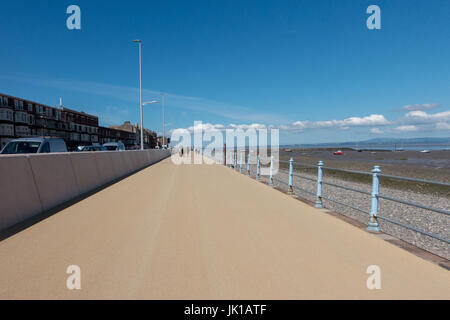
[280,149,450,183]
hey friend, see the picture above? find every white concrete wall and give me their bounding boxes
[0,149,170,232]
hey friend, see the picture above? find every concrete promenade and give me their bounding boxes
[0,158,449,299]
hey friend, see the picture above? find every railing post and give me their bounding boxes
[367,165,381,233]
[315,161,324,208]
[288,157,294,194]
[269,156,274,186]
[239,152,243,173]
[256,155,261,180]
[247,152,251,175]
[234,151,237,169]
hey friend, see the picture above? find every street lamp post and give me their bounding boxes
[133,39,144,150]
[161,93,165,148]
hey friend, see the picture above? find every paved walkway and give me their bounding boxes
[0,158,449,299]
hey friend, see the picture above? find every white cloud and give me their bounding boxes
[402,103,440,112]
[288,114,390,132]
[227,123,267,130]
[370,128,384,134]
[395,125,419,132]
[174,122,268,133]
[404,110,450,124]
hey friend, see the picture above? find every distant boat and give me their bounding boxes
[420,150,431,153]
[284,148,292,152]
[333,150,344,155]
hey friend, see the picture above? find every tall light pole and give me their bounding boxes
[133,39,144,150]
[161,93,165,147]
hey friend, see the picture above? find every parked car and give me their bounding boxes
[103,142,126,151]
[333,150,344,155]
[1,137,68,154]
[78,145,107,152]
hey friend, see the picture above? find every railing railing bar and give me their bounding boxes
[379,174,450,187]
[292,185,316,196]
[273,177,288,185]
[322,166,372,176]
[377,215,450,244]
[321,195,370,215]
[322,181,372,195]
[378,194,450,216]
[236,155,449,187]
[259,160,449,185]
[275,168,290,175]
[291,173,316,182]
[292,162,318,169]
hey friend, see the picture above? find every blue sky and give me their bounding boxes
[0,0,449,144]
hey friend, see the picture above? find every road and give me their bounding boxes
[0,158,449,299]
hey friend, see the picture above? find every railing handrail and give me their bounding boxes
[378,173,450,187]
[378,194,450,216]
[272,157,449,186]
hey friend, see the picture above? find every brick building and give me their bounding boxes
[0,93,164,151]
[0,93,98,150]
[98,126,136,146]
[109,121,158,149]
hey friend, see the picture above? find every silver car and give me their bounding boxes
[103,141,126,151]
[0,137,68,154]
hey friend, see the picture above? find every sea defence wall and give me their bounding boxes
[0,149,170,232]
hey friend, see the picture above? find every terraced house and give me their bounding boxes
[0,93,99,150]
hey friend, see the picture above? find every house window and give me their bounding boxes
[0,124,14,136]
[14,100,18,109]
[28,103,33,112]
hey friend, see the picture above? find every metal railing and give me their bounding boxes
[225,151,450,245]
